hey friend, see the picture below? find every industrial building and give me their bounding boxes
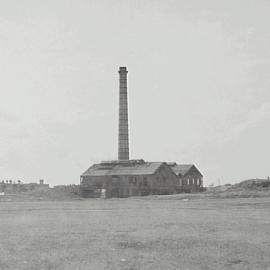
[80,67,203,198]
[81,160,178,198]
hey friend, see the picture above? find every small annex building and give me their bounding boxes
[80,159,179,198]
[168,163,203,192]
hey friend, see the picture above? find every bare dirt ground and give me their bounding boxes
[0,197,270,270]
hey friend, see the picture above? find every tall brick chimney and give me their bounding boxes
[118,67,129,161]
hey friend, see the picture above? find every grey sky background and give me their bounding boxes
[0,0,269,186]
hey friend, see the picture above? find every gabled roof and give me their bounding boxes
[169,164,203,177]
[81,160,165,177]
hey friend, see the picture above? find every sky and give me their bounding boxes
[0,0,269,186]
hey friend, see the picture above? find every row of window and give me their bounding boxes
[181,177,202,186]
[82,175,201,187]
[128,176,168,186]
[128,176,148,186]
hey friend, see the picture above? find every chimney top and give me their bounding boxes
[119,67,128,73]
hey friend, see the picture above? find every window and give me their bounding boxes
[143,177,148,186]
[112,176,119,184]
[199,177,202,187]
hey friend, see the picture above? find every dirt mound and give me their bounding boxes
[230,179,270,190]
[206,179,270,199]
[29,187,82,201]
[206,184,232,193]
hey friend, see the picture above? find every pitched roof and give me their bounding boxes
[81,160,165,177]
[169,164,202,177]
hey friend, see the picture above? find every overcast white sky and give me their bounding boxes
[0,0,269,186]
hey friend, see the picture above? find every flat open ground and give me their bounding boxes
[0,197,270,270]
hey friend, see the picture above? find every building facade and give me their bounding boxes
[80,160,178,198]
[169,163,203,192]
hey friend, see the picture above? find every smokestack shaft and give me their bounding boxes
[118,67,129,160]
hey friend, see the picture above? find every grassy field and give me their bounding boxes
[0,197,270,270]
